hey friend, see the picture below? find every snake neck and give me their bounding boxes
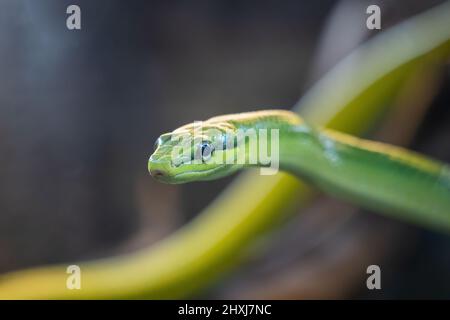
[231,118,340,177]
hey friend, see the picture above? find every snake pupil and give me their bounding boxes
[200,142,214,161]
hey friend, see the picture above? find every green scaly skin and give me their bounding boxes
[0,1,449,299]
[149,110,450,230]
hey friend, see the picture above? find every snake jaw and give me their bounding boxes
[148,155,171,182]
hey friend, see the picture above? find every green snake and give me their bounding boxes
[149,109,450,230]
[0,1,449,299]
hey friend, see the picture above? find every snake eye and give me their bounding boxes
[199,141,214,162]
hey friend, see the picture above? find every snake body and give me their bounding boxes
[149,110,450,230]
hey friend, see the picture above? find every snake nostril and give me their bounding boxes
[150,169,165,178]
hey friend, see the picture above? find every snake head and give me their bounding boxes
[148,121,242,184]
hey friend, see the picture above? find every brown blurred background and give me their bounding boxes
[0,0,449,298]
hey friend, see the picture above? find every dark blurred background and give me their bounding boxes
[0,0,448,298]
